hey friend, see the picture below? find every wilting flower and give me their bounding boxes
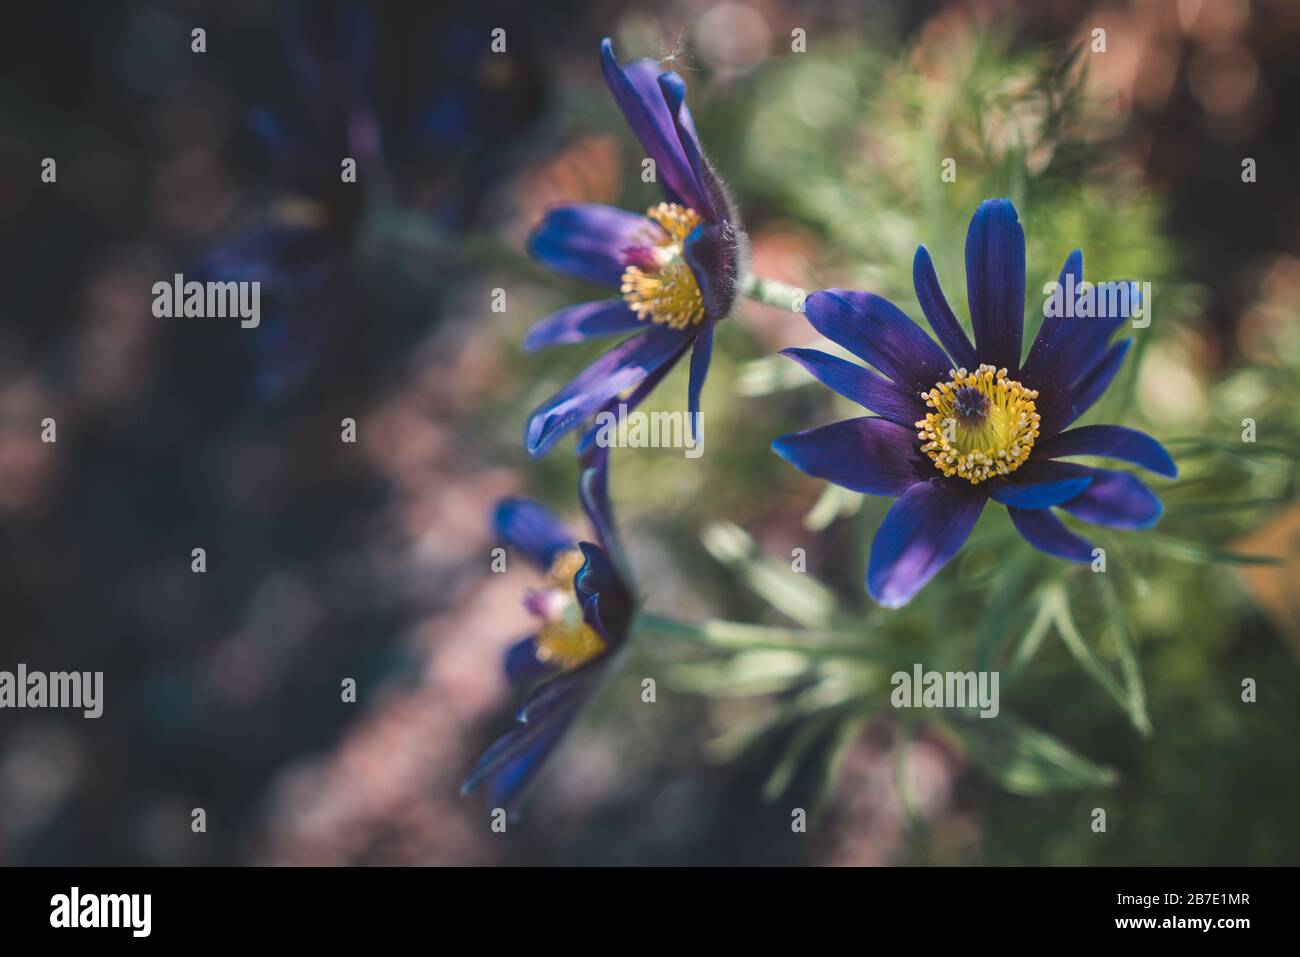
[522,38,743,458]
[773,199,1176,607]
[462,450,635,817]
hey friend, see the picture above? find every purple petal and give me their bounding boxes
[575,542,633,644]
[600,39,709,214]
[772,417,928,496]
[493,498,575,567]
[867,480,987,607]
[575,344,683,458]
[804,290,954,395]
[1060,468,1163,529]
[504,635,557,687]
[527,203,648,289]
[516,662,601,725]
[523,300,643,353]
[657,72,723,222]
[687,320,714,444]
[1021,250,1130,392]
[1041,338,1131,436]
[780,348,925,425]
[913,246,977,370]
[578,443,617,557]
[1007,507,1096,562]
[683,221,740,321]
[525,326,690,457]
[985,460,1094,509]
[1036,424,1177,478]
[965,198,1026,372]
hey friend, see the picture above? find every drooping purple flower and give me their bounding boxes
[461,448,635,817]
[773,199,1176,608]
[522,39,743,458]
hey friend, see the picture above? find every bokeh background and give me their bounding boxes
[1,0,1298,865]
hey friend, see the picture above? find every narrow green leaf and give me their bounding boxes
[939,711,1118,796]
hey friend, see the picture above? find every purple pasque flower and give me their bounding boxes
[773,199,1176,608]
[522,38,743,458]
[461,447,635,817]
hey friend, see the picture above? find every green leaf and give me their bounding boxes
[702,521,838,627]
[939,711,1118,796]
[1135,532,1282,566]
[1050,586,1152,736]
[806,483,862,531]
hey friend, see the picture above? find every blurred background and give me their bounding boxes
[1,0,1297,865]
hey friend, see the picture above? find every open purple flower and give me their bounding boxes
[773,199,1176,608]
[522,38,742,458]
[461,449,635,817]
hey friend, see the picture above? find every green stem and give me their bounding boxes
[742,274,805,312]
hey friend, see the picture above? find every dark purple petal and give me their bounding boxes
[516,662,601,725]
[867,480,987,608]
[1036,424,1177,478]
[1021,249,1084,387]
[462,691,584,816]
[574,337,687,457]
[578,443,616,555]
[683,221,741,321]
[965,198,1026,372]
[527,203,649,289]
[493,498,575,567]
[600,39,709,214]
[1021,250,1130,391]
[1060,468,1163,529]
[504,635,556,686]
[1041,338,1131,436]
[687,319,714,443]
[780,348,925,425]
[574,541,632,644]
[804,290,953,395]
[484,709,578,818]
[657,72,722,222]
[772,417,928,496]
[525,326,691,457]
[985,460,1093,509]
[1007,507,1096,563]
[913,246,977,370]
[523,300,643,353]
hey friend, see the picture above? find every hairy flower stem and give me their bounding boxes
[741,274,806,313]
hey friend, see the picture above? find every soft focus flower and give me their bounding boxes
[773,199,1177,607]
[461,449,635,817]
[196,8,382,398]
[522,38,743,458]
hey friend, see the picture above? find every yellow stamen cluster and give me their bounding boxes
[535,619,606,670]
[916,364,1040,484]
[620,202,706,329]
[532,548,606,670]
[546,549,586,590]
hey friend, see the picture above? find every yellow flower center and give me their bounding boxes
[529,548,606,670]
[915,364,1040,484]
[535,618,606,670]
[546,549,586,590]
[620,202,707,330]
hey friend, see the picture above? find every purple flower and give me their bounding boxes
[773,199,1176,608]
[522,39,743,458]
[461,448,634,817]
